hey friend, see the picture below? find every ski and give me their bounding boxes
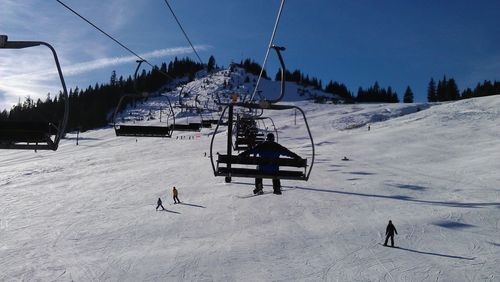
[237,191,272,198]
[379,243,399,248]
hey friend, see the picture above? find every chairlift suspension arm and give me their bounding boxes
[178,85,186,106]
[209,104,231,175]
[291,105,315,180]
[225,104,234,182]
[267,45,286,104]
[261,117,279,143]
[133,59,145,93]
[250,0,286,102]
[113,60,145,128]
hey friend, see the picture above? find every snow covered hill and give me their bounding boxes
[1,95,499,281]
[114,66,339,129]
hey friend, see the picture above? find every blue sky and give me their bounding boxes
[1,0,499,110]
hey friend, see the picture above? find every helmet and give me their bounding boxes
[266,133,275,141]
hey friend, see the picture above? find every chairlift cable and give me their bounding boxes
[163,0,204,65]
[249,0,286,102]
[55,0,175,80]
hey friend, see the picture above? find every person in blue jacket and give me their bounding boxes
[239,133,301,195]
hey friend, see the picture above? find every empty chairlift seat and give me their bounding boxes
[114,124,173,137]
[171,123,202,132]
[0,121,57,149]
[112,60,175,139]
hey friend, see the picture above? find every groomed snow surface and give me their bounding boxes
[1,96,500,281]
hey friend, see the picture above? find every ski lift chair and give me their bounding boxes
[233,115,276,151]
[170,107,203,132]
[193,95,213,129]
[209,45,315,183]
[113,96,175,137]
[234,117,279,151]
[0,35,69,151]
[200,102,217,128]
[113,60,175,138]
[170,87,204,132]
[206,92,227,125]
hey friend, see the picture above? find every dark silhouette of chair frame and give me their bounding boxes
[113,60,175,138]
[0,35,69,151]
[209,46,315,183]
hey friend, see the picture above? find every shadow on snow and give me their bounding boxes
[160,209,180,214]
[388,183,428,191]
[290,186,500,209]
[179,202,206,208]
[343,171,376,176]
[487,241,500,247]
[395,246,475,260]
[433,220,475,229]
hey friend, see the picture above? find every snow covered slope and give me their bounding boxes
[1,96,499,281]
[114,67,337,127]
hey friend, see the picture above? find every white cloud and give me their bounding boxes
[0,0,213,110]
[0,45,211,110]
[101,0,141,32]
[63,45,210,76]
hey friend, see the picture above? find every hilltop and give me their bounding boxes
[114,65,342,127]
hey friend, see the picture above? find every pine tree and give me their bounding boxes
[0,109,8,121]
[427,78,437,102]
[447,78,459,100]
[461,88,473,99]
[110,70,117,86]
[437,76,448,101]
[386,87,393,103]
[324,80,353,102]
[403,86,414,103]
[207,55,216,72]
[391,91,400,103]
[274,69,282,81]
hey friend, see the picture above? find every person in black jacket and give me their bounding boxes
[239,133,302,195]
[156,197,166,211]
[383,220,398,247]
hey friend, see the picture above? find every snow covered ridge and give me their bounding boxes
[114,67,340,118]
[1,95,499,281]
[113,66,340,126]
[113,66,377,127]
[326,103,432,130]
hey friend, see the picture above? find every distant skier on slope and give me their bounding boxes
[172,186,181,204]
[238,132,302,195]
[383,220,398,247]
[156,197,166,211]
